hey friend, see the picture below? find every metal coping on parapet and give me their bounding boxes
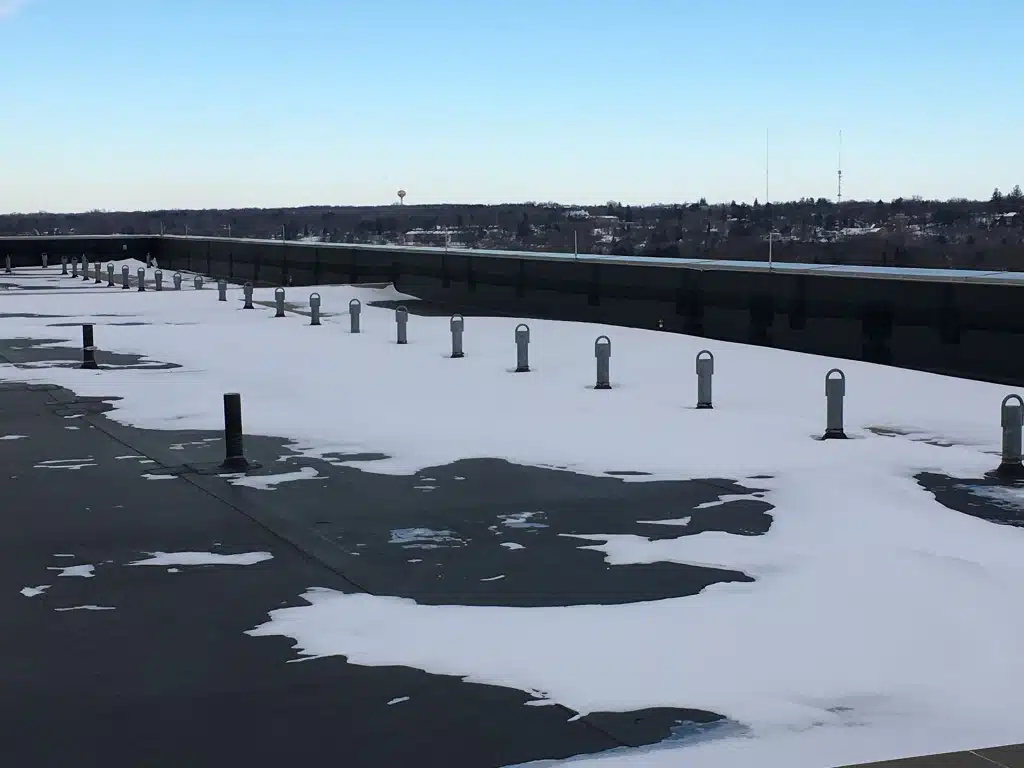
[7,233,1024,286]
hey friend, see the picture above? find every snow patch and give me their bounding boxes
[499,512,548,530]
[694,493,765,509]
[34,458,96,470]
[638,516,692,527]
[127,551,273,567]
[389,528,465,548]
[55,605,115,612]
[963,484,1024,512]
[47,564,95,578]
[229,466,320,490]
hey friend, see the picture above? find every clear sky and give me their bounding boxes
[2,0,1021,213]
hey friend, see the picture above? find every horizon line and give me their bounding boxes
[2,193,1018,218]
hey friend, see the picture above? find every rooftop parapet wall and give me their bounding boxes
[0,235,158,266]
[4,235,1023,385]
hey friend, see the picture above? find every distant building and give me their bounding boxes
[403,227,460,247]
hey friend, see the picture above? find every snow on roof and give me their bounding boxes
[2,267,1024,768]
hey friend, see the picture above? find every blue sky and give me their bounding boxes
[2,0,1021,212]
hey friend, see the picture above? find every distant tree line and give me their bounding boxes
[1,191,1022,271]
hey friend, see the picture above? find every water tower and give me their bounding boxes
[397,189,406,206]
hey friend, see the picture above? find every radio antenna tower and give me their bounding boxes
[766,127,772,268]
[837,130,843,204]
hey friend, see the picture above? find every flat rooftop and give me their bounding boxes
[2,262,1023,767]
